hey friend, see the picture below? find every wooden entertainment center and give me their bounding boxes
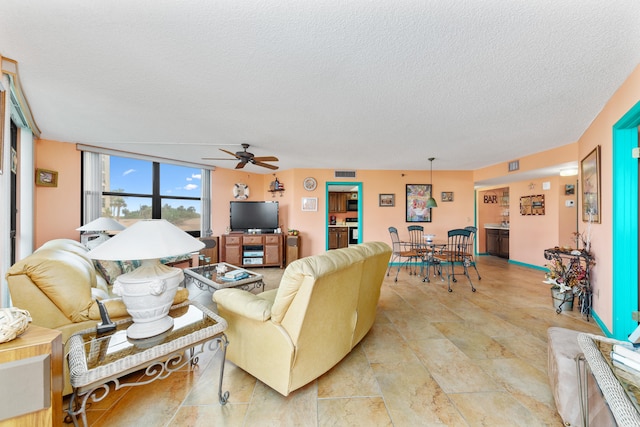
[220,233,286,268]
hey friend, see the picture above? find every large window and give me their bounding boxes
[100,155,202,235]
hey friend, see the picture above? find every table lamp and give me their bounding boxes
[77,217,126,249]
[88,219,204,339]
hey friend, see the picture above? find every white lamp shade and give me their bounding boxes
[77,217,126,232]
[88,219,204,261]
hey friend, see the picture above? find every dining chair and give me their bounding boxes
[387,227,420,281]
[464,226,482,280]
[407,225,426,275]
[432,228,476,292]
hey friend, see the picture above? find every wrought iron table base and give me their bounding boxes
[67,335,229,426]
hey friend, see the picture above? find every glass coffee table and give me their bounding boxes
[66,301,228,427]
[184,262,264,293]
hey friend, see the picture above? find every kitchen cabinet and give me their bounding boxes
[486,229,509,258]
[328,227,349,249]
[328,193,348,213]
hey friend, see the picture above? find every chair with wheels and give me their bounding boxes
[387,227,420,281]
[464,226,481,280]
[432,228,476,292]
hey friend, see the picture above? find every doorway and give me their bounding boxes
[325,182,362,251]
[611,102,640,339]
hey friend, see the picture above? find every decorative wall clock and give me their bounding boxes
[233,183,249,200]
[303,177,317,191]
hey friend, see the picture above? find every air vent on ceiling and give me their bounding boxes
[508,160,520,172]
[334,170,357,178]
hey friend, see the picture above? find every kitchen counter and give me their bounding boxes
[329,224,358,228]
[484,223,509,230]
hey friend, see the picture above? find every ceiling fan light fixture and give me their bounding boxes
[427,157,438,208]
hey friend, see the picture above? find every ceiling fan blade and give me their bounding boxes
[235,161,247,169]
[252,156,279,162]
[220,148,241,159]
[254,161,279,170]
[202,157,236,160]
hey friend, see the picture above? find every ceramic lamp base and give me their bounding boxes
[113,259,184,340]
[126,315,174,339]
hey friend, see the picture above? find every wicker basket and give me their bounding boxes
[0,307,32,343]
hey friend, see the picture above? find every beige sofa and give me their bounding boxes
[6,238,188,395]
[212,241,391,396]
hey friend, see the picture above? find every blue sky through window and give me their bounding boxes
[108,156,201,212]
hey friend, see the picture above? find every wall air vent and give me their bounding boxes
[334,170,357,178]
[508,160,520,172]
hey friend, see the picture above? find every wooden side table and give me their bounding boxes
[0,325,63,426]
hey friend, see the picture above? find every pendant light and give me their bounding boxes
[426,157,438,208]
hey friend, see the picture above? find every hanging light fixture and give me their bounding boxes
[426,157,438,208]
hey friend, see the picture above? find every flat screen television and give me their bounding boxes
[230,201,279,233]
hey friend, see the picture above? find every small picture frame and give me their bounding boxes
[379,193,395,207]
[441,191,454,202]
[301,197,318,212]
[35,168,58,187]
[565,184,575,195]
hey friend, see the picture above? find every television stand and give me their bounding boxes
[220,233,285,268]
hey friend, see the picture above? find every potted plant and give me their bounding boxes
[544,258,576,311]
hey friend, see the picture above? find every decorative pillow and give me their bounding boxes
[94,260,123,286]
[119,259,141,274]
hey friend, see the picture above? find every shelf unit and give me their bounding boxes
[220,234,286,268]
[543,247,594,320]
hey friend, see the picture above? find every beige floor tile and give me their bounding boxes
[243,380,318,426]
[409,338,503,393]
[318,397,392,426]
[448,391,544,427]
[317,345,381,398]
[433,321,515,359]
[360,322,421,364]
[170,403,249,427]
[475,357,563,425]
[371,360,468,426]
[384,309,447,341]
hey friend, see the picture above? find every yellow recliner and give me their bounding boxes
[213,241,391,396]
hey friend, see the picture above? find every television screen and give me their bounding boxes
[230,201,279,232]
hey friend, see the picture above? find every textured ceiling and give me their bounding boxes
[1,1,639,177]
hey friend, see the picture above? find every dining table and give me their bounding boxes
[421,236,447,282]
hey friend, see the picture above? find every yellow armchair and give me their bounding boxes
[213,242,391,396]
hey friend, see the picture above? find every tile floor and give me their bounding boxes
[70,256,603,426]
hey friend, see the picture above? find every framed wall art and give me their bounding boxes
[35,168,58,187]
[406,184,432,222]
[520,194,545,215]
[581,145,601,223]
[301,197,318,212]
[441,191,453,202]
[379,193,395,207]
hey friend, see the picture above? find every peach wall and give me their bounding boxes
[474,143,578,182]
[34,139,80,247]
[210,168,475,258]
[575,63,640,332]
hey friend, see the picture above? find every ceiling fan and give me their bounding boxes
[203,143,279,170]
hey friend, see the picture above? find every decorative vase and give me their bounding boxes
[113,260,183,339]
[551,287,574,311]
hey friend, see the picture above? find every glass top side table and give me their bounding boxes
[66,301,228,426]
[578,333,640,426]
